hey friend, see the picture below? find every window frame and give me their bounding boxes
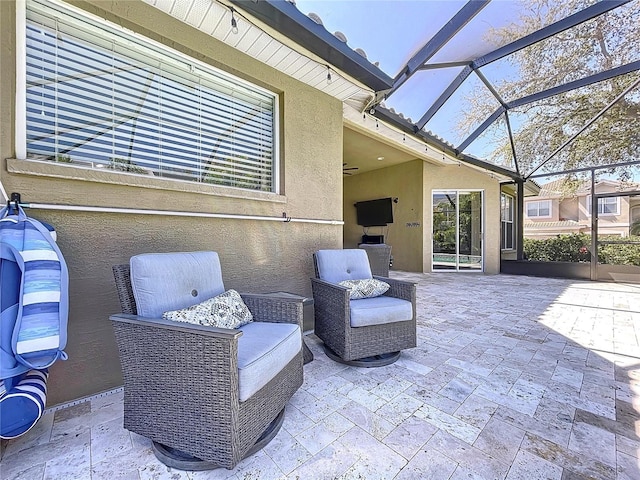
[500,192,515,251]
[431,189,485,273]
[525,199,552,219]
[18,0,281,195]
[587,195,620,216]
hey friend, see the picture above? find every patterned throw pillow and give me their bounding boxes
[162,289,253,329]
[338,278,390,300]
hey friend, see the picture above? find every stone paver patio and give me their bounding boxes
[1,272,639,479]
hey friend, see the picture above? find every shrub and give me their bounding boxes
[523,234,591,263]
[523,233,640,266]
[598,240,640,266]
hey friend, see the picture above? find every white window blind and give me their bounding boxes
[25,1,278,192]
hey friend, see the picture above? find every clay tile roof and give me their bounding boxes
[524,220,588,229]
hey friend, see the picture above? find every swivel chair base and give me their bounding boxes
[323,344,400,367]
[151,408,285,471]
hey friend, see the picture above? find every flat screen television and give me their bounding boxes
[355,197,394,227]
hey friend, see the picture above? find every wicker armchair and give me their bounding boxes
[110,252,303,470]
[311,249,416,367]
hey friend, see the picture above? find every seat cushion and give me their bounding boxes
[315,249,372,284]
[162,289,253,329]
[349,296,413,327]
[237,322,301,402]
[130,251,225,318]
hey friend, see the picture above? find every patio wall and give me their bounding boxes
[344,160,501,273]
[343,160,424,271]
[1,0,344,405]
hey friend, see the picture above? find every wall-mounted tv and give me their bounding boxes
[355,197,394,227]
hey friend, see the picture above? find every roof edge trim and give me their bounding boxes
[228,0,394,91]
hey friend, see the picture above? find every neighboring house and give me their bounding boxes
[0,0,529,405]
[524,179,640,238]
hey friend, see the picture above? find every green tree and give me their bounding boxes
[457,0,640,177]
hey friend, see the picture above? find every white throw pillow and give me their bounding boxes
[162,289,253,329]
[338,278,390,299]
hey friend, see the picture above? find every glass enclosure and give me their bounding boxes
[522,169,640,272]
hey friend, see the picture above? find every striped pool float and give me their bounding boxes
[0,369,48,439]
[0,204,68,375]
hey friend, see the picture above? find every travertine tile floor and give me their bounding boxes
[1,273,639,479]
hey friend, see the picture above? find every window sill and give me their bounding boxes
[7,158,286,204]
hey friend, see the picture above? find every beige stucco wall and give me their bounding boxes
[423,164,502,274]
[559,197,579,221]
[1,0,343,405]
[343,160,424,272]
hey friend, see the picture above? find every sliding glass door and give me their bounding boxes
[432,190,483,271]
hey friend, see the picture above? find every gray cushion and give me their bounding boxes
[237,322,301,402]
[315,249,372,284]
[161,289,253,329]
[130,251,225,318]
[349,296,413,327]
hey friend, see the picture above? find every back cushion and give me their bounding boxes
[130,251,225,318]
[315,249,372,284]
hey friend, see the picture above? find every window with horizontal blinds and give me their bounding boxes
[25,1,278,193]
[500,193,514,250]
[587,196,620,216]
[525,200,551,218]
